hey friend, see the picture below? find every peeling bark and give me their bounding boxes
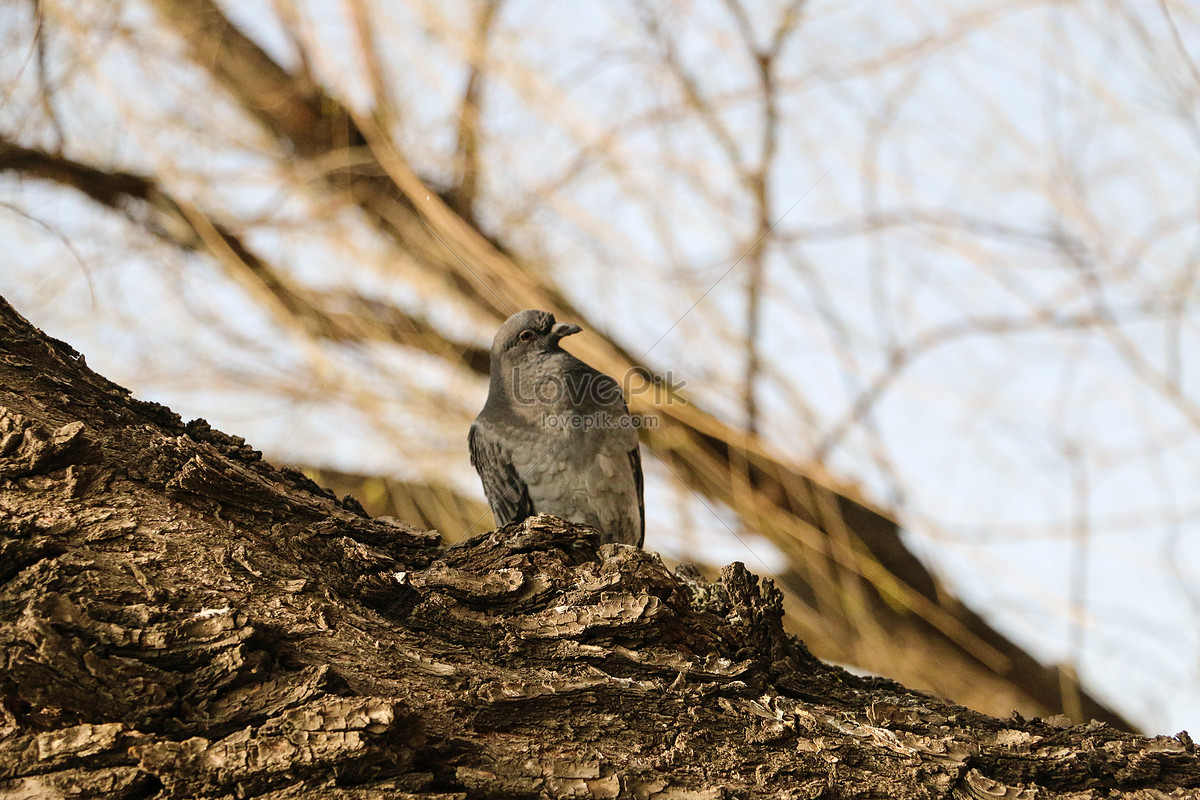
[0,293,1196,798]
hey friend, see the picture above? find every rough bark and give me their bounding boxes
[0,296,1195,799]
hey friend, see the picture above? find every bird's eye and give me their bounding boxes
[519,330,535,342]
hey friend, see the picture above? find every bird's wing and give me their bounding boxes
[469,420,535,526]
[629,445,645,547]
[595,370,644,547]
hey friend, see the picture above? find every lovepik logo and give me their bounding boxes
[510,368,686,407]
[540,412,660,431]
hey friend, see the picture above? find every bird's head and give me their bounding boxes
[492,310,582,362]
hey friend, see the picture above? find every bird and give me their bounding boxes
[469,309,645,546]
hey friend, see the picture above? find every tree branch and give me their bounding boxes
[0,136,491,374]
[0,292,1195,797]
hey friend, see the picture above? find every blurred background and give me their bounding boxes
[2,0,1198,734]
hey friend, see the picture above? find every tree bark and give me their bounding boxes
[0,294,1195,798]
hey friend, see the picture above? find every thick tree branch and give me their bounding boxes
[0,292,1195,797]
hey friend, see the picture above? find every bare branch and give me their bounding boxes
[0,136,491,372]
[447,0,506,222]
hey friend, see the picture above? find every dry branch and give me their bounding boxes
[0,136,491,374]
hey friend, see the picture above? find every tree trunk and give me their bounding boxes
[0,292,1195,798]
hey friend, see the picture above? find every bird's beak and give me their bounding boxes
[550,322,582,341]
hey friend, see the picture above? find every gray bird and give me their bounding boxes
[469,310,644,546]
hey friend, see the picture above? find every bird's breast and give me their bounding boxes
[508,425,640,545]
